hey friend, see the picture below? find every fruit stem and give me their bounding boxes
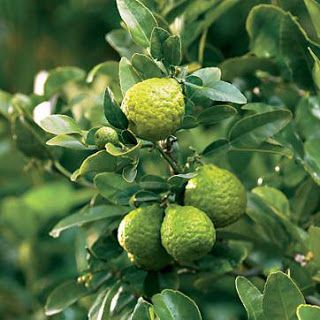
[155,143,183,175]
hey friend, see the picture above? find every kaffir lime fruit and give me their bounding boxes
[184,164,247,228]
[117,205,171,271]
[121,78,185,141]
[94,126,119,149]
[161,205,215,263]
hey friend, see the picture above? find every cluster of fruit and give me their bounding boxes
[94,77,247,271]
[118,164,246,271]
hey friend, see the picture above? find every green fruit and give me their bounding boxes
[94,126,119,149]
[161,205,215,263]
[117,205,171,271]
[184,164,247,227]
[121,78,185,141]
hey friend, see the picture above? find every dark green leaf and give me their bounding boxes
[152,289,202,320]
[304,138,320,185]
[116,0,158,48]
[229,110,292,149]
[263,272,305,320]
[119,57,142,95]
[131,53,163,78]
[50,205,129,238]
[163,35,182,66]
[236,276,265,320]
[198,105,237,125]
[45,280,88,316]
[103,87,128,130]
[150,27,171,60]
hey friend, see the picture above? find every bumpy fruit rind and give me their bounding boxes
[121,78,185,141]
[94,126,119,149]
[117,204,171,271]
[161,205,215,263]
[184,164,247,227]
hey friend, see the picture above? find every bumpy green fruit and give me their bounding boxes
[117,205,171,271]
[161,205,215,263]
[121,78,185,141]
[184,164,247,227]
[94,126,119,149]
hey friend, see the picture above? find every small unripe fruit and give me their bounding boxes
[94,126,119,149]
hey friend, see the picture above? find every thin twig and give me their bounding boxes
[155,143,182,174]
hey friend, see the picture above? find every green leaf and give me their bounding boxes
[304,138,320,185]
[39,115,82,135]
[308,48,320,90]
[116,0,158,48]
[50,205,128,238]
[131,53,163,78]
[220,55,279,81]
[46,134,89,150]
[186,68,247,104]
[106,29,142,59]
[140,175,168,192]
[73,150,117,180]
[130,298,153,320]
[44,67,85,97]
[304,0,320,38]
[119,57,142,95]
[0,90,12,118]
[246,4,320,90]
[103,87,128,130]
[45,280,88,316]
[236,276,265,320]
[229,110,292,149]
[152,289,202,320]
[263,272,305,320]
[252,186,290,219]
[150,27,171,60]
[94,172,138,204]
[163,35,182,66]
[297,304,320,320]
[106,142,140,158]
[308,226,320,267]
[198,105,237,125]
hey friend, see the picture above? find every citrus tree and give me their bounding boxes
[1,0,320,319]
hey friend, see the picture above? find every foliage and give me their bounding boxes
[1,0,320,319]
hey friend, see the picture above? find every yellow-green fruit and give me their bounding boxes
[117,205,171,271]
[94,126,119,149]
[121,78,185,141]
[184,165,247,227]
[161,205,215,263]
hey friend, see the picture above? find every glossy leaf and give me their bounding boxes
[236,276,265,320]
[163,35,182,66]
[152,289,202,320]
[198,105,237,125]
[72,150,117,180]
[304,138,320,185]
[229,110,292,149]
[119,57,141,95]
[150,27,171,60]
[116,0,158,48]
[297,304,320,320]
[40,115,82,135]
[45,280,88,316]
[263,272,305,320]
[131,53,163,78]
[304,0,320,38]
[130,298,153,320]
[46,134,89,150]
[103,87,128,130]
[309,48,320,90]
[50,205,129,238]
